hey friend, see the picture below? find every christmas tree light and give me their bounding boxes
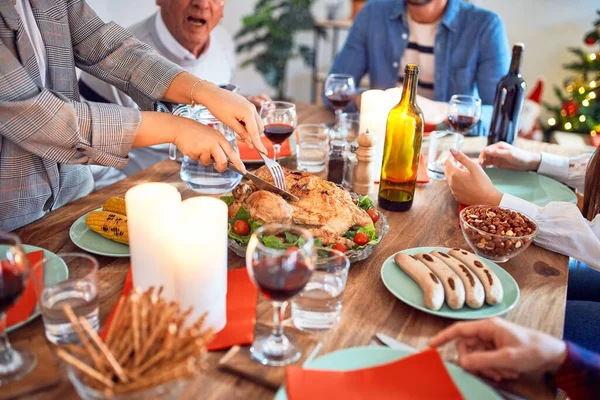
[544,10,600,145]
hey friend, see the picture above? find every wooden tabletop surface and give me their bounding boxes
[5,104,570,400]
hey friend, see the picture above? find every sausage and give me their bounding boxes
[432,251,485,309]
[394,253,445,311]
[448,248,504,305]
[414,253,465,310]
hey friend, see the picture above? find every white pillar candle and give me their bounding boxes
[174,197,228,332]
[359,89,402,182]
[126,183,181,300]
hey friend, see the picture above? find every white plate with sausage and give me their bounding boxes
[381,247,519,320]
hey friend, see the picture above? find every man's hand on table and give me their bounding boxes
[430,318,568,383]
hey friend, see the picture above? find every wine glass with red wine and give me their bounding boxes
[260,101,297,161]
[325,73,356,130]
[246,224,316,366]
[448,95,482,135]
[0,232,36,385]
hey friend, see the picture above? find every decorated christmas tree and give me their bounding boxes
[544,10,600,145]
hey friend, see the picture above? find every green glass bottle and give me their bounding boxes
[378,64,424,212]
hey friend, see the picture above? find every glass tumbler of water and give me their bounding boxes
[427,130,464,180]
[296,124,330,173]
[32,253,99,344]
[291,247,350,331]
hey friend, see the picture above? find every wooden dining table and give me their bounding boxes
[6,104,573,400]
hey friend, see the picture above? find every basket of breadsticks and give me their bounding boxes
[57,287,214,400]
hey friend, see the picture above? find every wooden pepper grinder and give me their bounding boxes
[353,129,376,195]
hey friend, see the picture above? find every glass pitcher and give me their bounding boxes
[169,105,242,194]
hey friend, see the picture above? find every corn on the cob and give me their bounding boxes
[86,211,129,244]
[102,197,127,216]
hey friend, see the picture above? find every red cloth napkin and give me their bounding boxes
[6,250,44,328]
[417,156,430,184]
[100,268,258,350]
[285,349,464,400]
[237,136,293,162]
[207,268,258,350]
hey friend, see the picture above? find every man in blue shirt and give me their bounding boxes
[327,0,510,135]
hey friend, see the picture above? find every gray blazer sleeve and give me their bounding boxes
[66,0,184,111]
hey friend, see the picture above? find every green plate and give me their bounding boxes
[274,347,500,400]
[381,247,519,320]
[2,245,68,332]
[69,209,130,258]
[485,168,576,206]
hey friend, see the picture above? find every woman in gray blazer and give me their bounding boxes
[0,0,266,231]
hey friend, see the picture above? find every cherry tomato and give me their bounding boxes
[332,243,349,253]
[233,220,250,236]
[286,246,299,255]
[367,209,379,223]
[353,199,358,205]
[353,232,369,246]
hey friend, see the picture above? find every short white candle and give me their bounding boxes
[174,197,228,332]
[126,183,181,300]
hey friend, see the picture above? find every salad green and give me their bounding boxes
[221,194,379,252]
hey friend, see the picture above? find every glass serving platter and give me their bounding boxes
[228,192,389,264]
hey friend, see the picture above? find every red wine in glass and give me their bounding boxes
[0,263,26,312]
[327,93,353,110]
[448,114,479,134]
[251,260,312,302]
[264,123,295,146]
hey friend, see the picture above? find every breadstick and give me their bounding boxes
[432,251,485,309]
[448,248,504,305]
[394,253,445,311]
[56,348,114,388]
[62,304,104,371]
[415,253,465,309]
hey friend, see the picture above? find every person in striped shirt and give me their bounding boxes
[326,0,510,135]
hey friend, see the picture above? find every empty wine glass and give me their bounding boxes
[448,95,482,135]
[325,74,356,131]
[246,224,316,366]
[0,232,36,385]
[260,101,298,162]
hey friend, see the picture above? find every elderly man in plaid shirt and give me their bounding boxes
[0,0,266,232]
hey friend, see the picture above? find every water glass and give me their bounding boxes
[427,131,464,180]
[178,107,242,194]
[291,247,350,331]
[296,124,330,173]
[337,112,360,144]
[32,253,99,344]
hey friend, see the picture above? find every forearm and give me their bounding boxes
[500,194,600,270]
[162,72,221,108]
[0,89,138,168]
[134,112,190,148]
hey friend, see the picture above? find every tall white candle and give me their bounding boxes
[174,197,228,332]
[126,183,181,300]
[359,89,402,181]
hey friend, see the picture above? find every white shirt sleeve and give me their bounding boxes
[500,194,600,271]
[537,152,591,193]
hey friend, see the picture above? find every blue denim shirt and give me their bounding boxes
[326,0,510,135]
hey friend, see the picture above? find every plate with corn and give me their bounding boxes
[69,197,130,257]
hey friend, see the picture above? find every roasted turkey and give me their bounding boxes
[230,166,372,247]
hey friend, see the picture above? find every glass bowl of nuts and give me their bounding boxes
[459,205,538,263]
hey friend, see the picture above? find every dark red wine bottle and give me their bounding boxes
[488,43,527,146]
